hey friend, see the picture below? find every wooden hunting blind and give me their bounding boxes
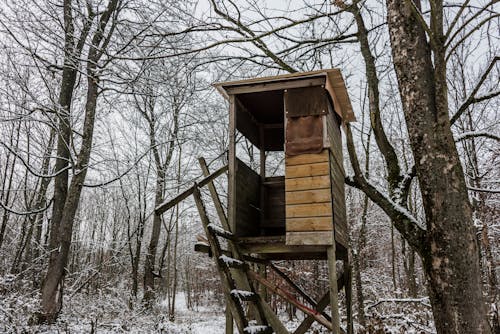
[214,69,355,261]
[156,69,355,333]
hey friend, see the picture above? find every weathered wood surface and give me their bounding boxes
[224,77,325,95]
[286,231,333,245]
[285,151,329,166]
[285,162,330,178]
[248,270,333,331]
[285,149,334,241]
[284,86,329,117]
[235,158,261,237]
[326,102,348,249]
[287,217,332,231]
[269,263,332,322]
[285,189,331,205]
[262,176,285,232]
[294,269,347,334]
[327,245,341,334]
[286,203,332,218]
[285,175,330,192]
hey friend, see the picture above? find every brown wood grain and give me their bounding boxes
[285,188,331,205]
[285,162,329,179]
[286,202,332,218]
[287,217,333,231]
[285,150,329,166]
[286,231,333,245]
[285,175,330,192]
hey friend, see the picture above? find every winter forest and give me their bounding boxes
[0,0,498,333]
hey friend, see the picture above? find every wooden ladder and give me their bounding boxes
[157,158,346,334]
[192,185,279,334]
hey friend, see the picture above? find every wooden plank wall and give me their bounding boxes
[326,103,348,248]
[262,176,286,235]
[285,150,334,245]
[234,158,261,237]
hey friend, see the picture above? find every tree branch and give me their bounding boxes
[344,124,426,253]
[450,56,499,125]
[454,131,500,142]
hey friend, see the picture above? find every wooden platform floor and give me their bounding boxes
[237,235,348,261]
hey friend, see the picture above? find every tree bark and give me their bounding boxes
[385,1,491,332]
[37,0,118,323]
[141,87,180,305]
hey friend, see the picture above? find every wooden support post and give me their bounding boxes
[192,186,247,333]
[258,125,268,303]
[344,260,353,334]
[269,263,331,321]
[294,273,346,334]
[294,292,330,334]
[327,246,341,333]
[228,94,237,234]
[248,270,332,331]
[198,157,230,232]
[225,295,233,334]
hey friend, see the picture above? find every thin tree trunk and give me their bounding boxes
[0,123,21,249]
[142,96,180,305]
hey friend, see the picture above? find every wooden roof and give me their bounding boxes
[214,69,356,122]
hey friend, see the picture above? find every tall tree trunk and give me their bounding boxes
[37,0,118,323]
[385,1,491,332]
[141,94,180,305]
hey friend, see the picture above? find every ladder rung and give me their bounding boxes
[231,289,257,302]
[208,223,235,240]
[219,255,247,269]
[244,325,273,334]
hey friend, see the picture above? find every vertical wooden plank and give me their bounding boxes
[228,94,237,234]
[225,295,234,334]
[327,245,341,333]
[344,260,353,334]
[198,157,230,231]
[198,157,234,334]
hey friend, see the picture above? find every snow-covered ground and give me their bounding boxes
[1,276,432,333]
[1,290,231,333]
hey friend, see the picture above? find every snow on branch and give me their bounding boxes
[467,186,500,194]
[367,180,427,231]
[0,141,71,179]
[365,297,431,313]
[0,198,53,216]
[454,131,500,142]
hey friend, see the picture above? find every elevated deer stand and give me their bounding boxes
[156,69,355,334]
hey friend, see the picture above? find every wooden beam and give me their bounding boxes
[228,94,237,234]
[155,165,228,215]
[248,270,333,331]
[344,261,353,334]
[285,151,329,166]
[191,187,247,333]
[286,202,332,218]
[327,246,341,333]
[285,175,330,192]
[225,77,325,95]
[194,242,268,264]
[285,162,330,179]
[286,231,333,246]
[293,292,330,334]
[293,276,346,334]
[287,217,333,231]
[269,263,331,322]
[198,158,235,334]
[198,157,231,232]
